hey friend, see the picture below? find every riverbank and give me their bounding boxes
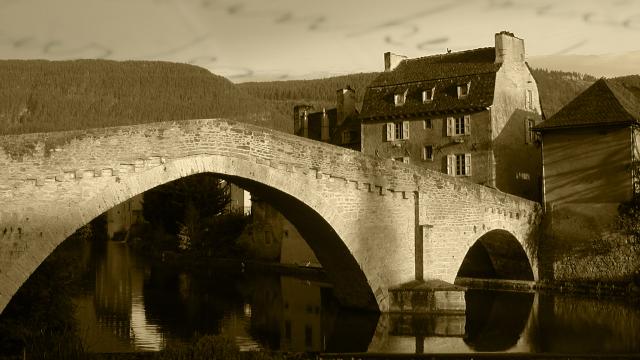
[457,276,640,304]
[158,250,328,283]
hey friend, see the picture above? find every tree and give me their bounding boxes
[142,174,231,250]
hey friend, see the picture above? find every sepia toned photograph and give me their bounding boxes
[0,0,639,358]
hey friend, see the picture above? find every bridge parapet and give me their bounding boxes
[0,119,537,212]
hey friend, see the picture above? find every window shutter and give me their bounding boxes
[446,117,454,136]
[524,119,529,144]
[465,153,472,176]
[447,154,455,175]
[402,121,410,139]
[464,115,471,135]
[386,123,394,141]
[422,147,426,160]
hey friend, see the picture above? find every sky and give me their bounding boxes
[0,0,639,82]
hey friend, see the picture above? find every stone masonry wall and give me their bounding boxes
[0,119,539,313]
[541,203,640,283]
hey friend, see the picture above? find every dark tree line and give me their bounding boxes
[0,60,291,134]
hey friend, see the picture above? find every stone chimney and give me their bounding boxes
[494,31,525,64]
[337,86,356,127]
[293,104,312,136]
[321,108,330,142]
[384,52,407,72]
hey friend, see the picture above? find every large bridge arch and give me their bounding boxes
[0,154,380,313]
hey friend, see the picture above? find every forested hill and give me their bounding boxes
[0,60,291,135]
[531,68,597,118]
[237,73,381,119]
[238,68,598,119]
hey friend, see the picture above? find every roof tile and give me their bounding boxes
[361,48,500,120]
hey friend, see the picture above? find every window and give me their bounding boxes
[457,83,470,98]
[446,115,470,136]
[525,118,535,144]
[525,89,533,110]
[341,130,357,144]
[447,154,471,176]
[394,91,407,106]
[423,119,432,129]
[423,146,433,161]
[422,87,435,103]
[305,325,313,348]
[285,320,292,341]
[386,121,410,141]
[393,157,410,164]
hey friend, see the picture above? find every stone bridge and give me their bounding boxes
[0,119,541,313]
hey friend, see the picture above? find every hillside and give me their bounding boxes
[614,75,640,99]
[530,68,597,118]
[237,73,380,118]
[0,60,291,135]
[238,69,598,119]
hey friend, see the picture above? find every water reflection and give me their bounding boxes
[73,241,640,354]
[464,290,534,352]
[369,289,640,354]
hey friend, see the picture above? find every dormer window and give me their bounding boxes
[457,82,470,98]
[394,90,407,106]
[422,87,435,103]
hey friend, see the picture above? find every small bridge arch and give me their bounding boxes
[456,229,535,282]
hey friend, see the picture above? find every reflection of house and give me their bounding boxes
[237,197,320,266]
[360,31,542,201]
[107,194,144,240]
[280,277,323,352]
[294,86,361,151]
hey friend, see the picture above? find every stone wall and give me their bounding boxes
[540,202,640,283]
[0,118,539,313]
[492,61,543,202]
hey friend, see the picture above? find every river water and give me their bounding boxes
[72,240,640,354]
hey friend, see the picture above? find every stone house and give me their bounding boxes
[360,31,543,201]
[236,195,320,267]
[294,86,360,151]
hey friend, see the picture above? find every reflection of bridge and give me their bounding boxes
[0,119,540,312]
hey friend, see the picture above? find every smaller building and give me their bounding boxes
[534,76,640,283]
[535,78,640,208]
[225,182,251,215]
[294,86,361,151]
[236,196,320,267]
[106,194,144,240]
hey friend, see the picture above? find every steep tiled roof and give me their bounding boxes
[534,78,640,131]
[360,48,500,121]
[370,47,498,87]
